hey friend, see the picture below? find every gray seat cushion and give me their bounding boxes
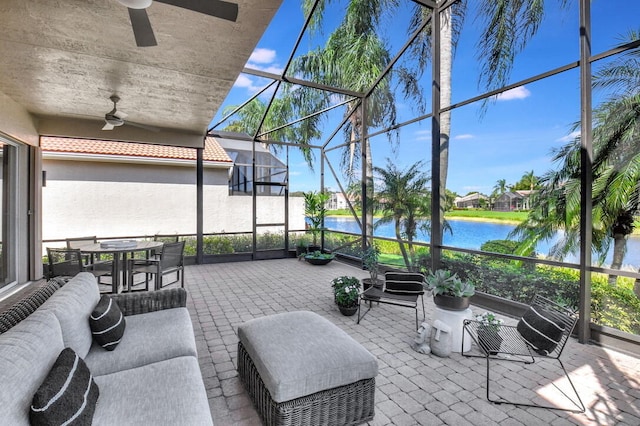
[238,311,378,403]
[93,356,213,426]
[85,307,197,376]
[0,309,65,426]
[40,272,100,358]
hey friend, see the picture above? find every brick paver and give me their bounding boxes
[182,259,640,425]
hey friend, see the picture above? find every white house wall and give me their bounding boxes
[42,159,305,243]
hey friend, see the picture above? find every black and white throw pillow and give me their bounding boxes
[30,348,99,426]
[89,294,126,351]
[517,306,565,355]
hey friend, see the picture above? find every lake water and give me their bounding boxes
[324,216,640,268]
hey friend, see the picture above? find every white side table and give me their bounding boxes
[433,306,473,353]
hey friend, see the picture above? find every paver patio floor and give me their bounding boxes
[183,258,640,426]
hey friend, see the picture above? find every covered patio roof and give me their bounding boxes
[0,0,282,147]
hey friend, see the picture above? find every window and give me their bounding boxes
[0,138,20,288]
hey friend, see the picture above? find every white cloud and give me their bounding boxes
[556,130,581,143]
[249,48,276,64]
[414,129,431,141]
[454,134,473,140]
[495,86,531,101]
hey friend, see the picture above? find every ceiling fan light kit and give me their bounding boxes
[117,0,152,9]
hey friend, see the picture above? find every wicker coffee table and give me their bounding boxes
[237,311,378,426]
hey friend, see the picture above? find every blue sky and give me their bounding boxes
[210,0,640,195]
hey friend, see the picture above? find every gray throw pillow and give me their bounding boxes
[30,348,99,425]
[517,306,565,355]
[89,294,126,351]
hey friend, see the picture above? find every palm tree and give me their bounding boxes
[510,29,640,295]
[493,178,508,196]
[373,159,430,270]
[294,0,413,240]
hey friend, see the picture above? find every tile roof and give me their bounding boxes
[40,136,232,163]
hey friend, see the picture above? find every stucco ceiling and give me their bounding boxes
[0,0,282,147]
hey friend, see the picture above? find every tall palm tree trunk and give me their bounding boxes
[438,4,453,241]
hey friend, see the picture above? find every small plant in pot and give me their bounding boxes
[475,311,504,355]
[331,276,361,316]
[303,191,330,252]
[361,245,380,290]
[424,269,475,311]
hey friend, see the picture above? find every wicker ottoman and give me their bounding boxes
[237,311,378,426]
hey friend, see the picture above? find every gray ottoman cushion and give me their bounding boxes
[85,307,197,376]
[238,311,378,403]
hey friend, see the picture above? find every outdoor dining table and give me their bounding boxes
[77,240,163,294]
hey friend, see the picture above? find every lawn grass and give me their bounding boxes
[445,209,528,223]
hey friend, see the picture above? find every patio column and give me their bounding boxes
[196,146,204,264]
[578,0,593,343]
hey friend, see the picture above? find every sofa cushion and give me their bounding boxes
[238,311,378,403]
[30,348,99,426]
[84,307,197,376]
[0,309,64,426]
[517,306,565,355]
[93,356,213,426]
[89,295,126,351]
[41,272,100,358]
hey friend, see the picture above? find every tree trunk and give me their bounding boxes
[395,220,411,269]
[438,4,453,242]
[608,233,626,286]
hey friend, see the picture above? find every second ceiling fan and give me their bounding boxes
[117,0,239,47]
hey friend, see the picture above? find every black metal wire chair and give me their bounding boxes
[463,294,584,412]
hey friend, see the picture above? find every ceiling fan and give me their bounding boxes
[117,0,239,47]
[102,95,158,131]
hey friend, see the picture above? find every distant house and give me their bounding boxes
[454,193,488,209]
[327,191,355,210]
[494,190,536,211]
[40,135,304,242]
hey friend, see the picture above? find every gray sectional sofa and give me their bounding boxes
[0,272,213,425]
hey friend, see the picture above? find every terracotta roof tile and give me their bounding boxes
[40,136,232,163]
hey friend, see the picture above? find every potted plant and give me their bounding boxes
[424,269,475,311]
[304,250,335,265]
[475,311,504,355]
[361,245,381,290]
[331,276,361,316]
[303,191,330,252]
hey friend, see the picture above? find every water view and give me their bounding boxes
[325,216,640,268]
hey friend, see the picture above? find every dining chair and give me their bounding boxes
[66,236,113,285]
[127,241,185,291]
[152,234,180,259]
[46,247,114,292]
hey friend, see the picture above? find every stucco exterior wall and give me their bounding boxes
[42,158,304,241]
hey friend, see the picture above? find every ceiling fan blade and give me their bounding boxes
[114,110,128,120]
[128,8,157,47]
[102,122,115,131]
[156,0,238,22]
